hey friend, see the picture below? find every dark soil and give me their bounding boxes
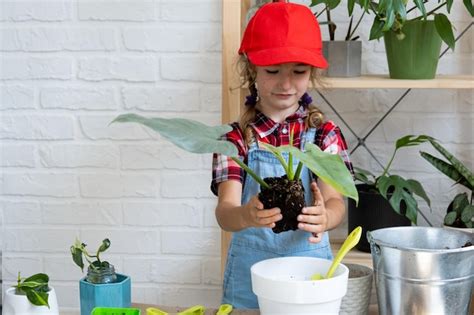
[462,241,472,248]
[258,175,305,233]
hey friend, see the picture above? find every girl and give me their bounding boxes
[211,1,353,309]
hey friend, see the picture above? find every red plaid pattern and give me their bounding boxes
[211,107,353,195]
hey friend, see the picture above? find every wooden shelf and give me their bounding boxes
[323,75,474,89]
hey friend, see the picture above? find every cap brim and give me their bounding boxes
[245,47,328,69]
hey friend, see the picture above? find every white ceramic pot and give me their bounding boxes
[2,287,59,315]
[251,257,349,315]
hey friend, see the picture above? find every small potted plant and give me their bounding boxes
[2,272,59,315]
[420,138,473,231]
[111,114,358,233]
[350,135,432,252]
[310,0,366,77]
[71,238,131,315]
[352,0,474,79]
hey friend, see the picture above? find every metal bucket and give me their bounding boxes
[368,227,473,315]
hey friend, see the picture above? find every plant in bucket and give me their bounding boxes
[350,135,433,252]
[352,0,474,79]
[420,138,474,231]
[71,238,131,315]
[250,226,361,315]
[2,272,59,315]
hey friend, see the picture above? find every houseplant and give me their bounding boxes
[71,238,131,315]
[420,138,473,230]
[2,272,59,315]
[111,114,358,233]
[310,0,366,77]
[353,0,474,79]
[350,134,432,251]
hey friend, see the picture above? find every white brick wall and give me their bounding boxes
[0,0,472,312]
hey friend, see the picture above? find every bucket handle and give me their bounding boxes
[366,230,380,255]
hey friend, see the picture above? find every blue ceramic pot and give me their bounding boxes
[80,273,131,315]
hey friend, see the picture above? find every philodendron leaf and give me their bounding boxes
[111,114,238,157]
[444,211,457,225]
[464,0,474,16]
[453,193,469,216]
[98,238,110,253]
[377,175,422,224]
[395,134,432,150]
[23,273,49,284]
[406,179,431,208]
[26,289,49,308]
[266,143,358,203]
[70,245,84,272]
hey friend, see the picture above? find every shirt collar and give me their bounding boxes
[250,106,308,138]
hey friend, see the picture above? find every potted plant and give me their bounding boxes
[310,0,366,77]
[420,138,473,231]
[2,272,59,315]
[111,114,358,233]
[71,238,131,315]
[352,0,474,79]
[350,134,432,252]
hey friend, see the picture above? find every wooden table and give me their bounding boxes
[133,303,379,314]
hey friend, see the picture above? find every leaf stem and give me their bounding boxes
[294,162,303,181]
[231,157,269,189]
[413,2,447,20]
[380,148,396,179]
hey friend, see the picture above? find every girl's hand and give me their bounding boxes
[242,195,282,228]
[297,182,328,243]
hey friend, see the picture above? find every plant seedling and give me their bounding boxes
[111,114,358,233]
[14,272,51,308]
[71,238,112,272]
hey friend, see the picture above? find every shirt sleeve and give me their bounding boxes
[315,121,354,176]
[210,123,247,196]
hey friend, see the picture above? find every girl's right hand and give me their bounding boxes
[242,195,282,228]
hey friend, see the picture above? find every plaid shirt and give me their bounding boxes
[211,106,353,195]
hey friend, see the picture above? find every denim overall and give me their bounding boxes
[222,127,333,309]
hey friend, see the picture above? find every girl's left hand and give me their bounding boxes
[297,181,328,243]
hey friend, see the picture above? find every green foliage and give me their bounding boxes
[420,139,473,228]
[353,0,474,49]
[354,135,433,224]
[111,114,358,204]
[15,272,50,308]
[310,0,365,41]
[70,238,111,272]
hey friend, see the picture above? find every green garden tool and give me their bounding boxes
[216,304,233,315]
[310,226,362,280]
[146,305,205,315]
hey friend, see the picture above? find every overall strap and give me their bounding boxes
[301,127,317,150]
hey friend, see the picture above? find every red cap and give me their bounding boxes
[239,2,328,69]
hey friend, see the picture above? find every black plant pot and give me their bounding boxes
[348,184,411,252]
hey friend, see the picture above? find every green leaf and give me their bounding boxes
[453,193,469,216]
[111,114,238,157]
[413,0,427,19]
[464,0,474,16]
[428,140,474,189]
[273,143,358,203]
[446,0,454,13]
[420,151,472,189]
[377,175,426,224]
[348,0,356,16]
[444,211,457,225]
[369,17,385,40]
[26,290,49,308]
[23,273,49,284]
[461,205,474,224]
[393,0,406,21]
[434,13,455,50]
[395,134,432,150]
[97,238,110,253]
[406,179,431,208]
[70,246,84,272]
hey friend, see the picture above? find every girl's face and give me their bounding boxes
[255,62,311,114]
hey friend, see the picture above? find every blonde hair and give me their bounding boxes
[236,55,326,145]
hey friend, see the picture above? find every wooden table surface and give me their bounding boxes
[133,303,379,314]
